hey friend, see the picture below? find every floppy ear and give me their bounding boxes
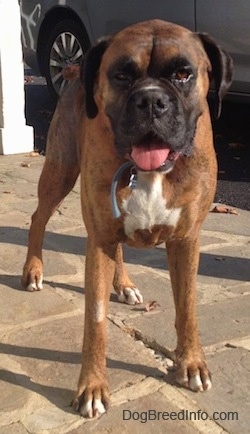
[81,37,111,118]
[197,33,233,118]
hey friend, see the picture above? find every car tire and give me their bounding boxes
[42,19,90,100]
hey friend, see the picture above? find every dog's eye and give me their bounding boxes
[115,73,129,80]
[114,73,133,85]
[172,68,193,84]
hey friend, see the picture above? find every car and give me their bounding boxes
[20,0,250,100]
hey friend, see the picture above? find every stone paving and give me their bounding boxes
[0,154,249,433]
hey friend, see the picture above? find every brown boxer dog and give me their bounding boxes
[22,20,233,417]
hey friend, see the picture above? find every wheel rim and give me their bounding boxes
[49,31,83,95]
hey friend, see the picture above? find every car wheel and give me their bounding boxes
[43,19,90,99]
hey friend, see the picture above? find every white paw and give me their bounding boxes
[189,374,204,392]
[203,376,212,391]
[117,287,143,305]
[81,398,106,418]
[26,275,43,292]
[177,373,212,392]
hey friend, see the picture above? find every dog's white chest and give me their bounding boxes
[122,172,181,239]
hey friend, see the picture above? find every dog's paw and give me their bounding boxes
[175,351,212,392]
[72,376,109,418]
[21,257,43,292]
[72,396,107,418]
[117,287,143,305]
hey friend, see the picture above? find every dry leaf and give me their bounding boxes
[211,205,238,215]
[25,151,39,157]
[145,300,160,312]
[21,162,31,168]
[24,76,34,84]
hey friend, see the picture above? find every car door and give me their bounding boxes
[85,0,195,39]
[196,0,250,96]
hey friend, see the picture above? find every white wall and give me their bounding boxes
[0,0,33,154]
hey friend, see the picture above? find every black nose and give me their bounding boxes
[133,87,170,118]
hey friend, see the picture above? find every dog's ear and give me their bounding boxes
[81,37,111,119]
[197,33,233,118]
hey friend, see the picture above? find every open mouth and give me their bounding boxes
[128,133,180,172]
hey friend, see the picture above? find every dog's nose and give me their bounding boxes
[134,88,170,118]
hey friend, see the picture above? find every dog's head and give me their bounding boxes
[82,20,233,172]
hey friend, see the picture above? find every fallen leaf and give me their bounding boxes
[225,343,237,349]
[211,205,238,215]
[25,151,40,157]
[24,76,34,84]
[145,300,160,312]
[21,162,31,168]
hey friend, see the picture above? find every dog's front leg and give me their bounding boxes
[167,236,212,392]
[72,237,116,418]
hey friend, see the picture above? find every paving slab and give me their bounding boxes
[203,208,250,236]
[123,293,250,349]
[186,347,250,434]
[0,154,250,433]
[70,391,201,434]
[0,314,163,433]
[0,422,29,434]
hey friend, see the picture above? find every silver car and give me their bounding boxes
[20,0,250,99]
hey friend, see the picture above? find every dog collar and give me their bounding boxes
[111,161,135,218]
[110,157,177,218]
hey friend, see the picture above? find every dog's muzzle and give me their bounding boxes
[125,86,181,171]
[111,83,191,172]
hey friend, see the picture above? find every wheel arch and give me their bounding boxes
[37,7,91,75]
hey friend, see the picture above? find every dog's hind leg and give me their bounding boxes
[113,243,143,305]
[22,159,79,291]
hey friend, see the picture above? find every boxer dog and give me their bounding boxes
[22,20,233,417]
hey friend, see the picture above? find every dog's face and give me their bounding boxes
[82,20,233,172]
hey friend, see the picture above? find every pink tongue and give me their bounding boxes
[131,144,170,171]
